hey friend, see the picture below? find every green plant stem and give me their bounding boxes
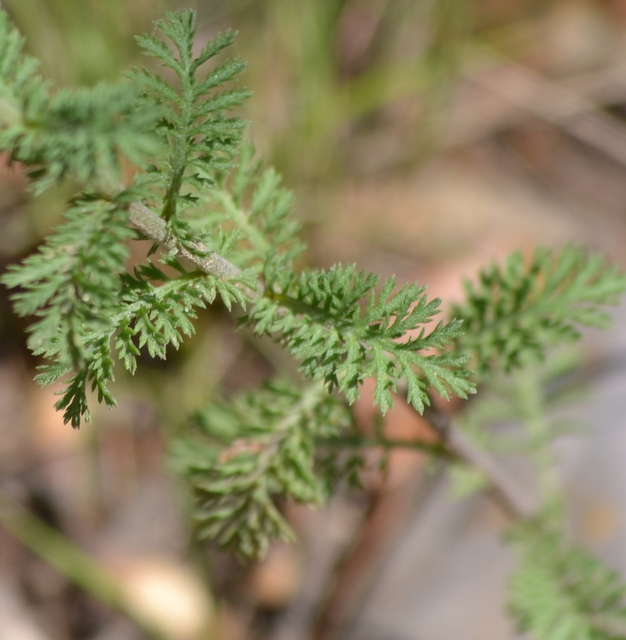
[127,199,251,284]
[0,489,173,640]
[515,371,562,515]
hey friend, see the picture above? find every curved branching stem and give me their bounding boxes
[127,198,256,290]
[423,402,538,519]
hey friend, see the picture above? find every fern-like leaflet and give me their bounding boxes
[247,261,475,414]
[453,245,626,377]
[2,197,132,426]
[0,11,158,193]
[129,10,252,253]
[509,527,626,640]
[173,380,361,560]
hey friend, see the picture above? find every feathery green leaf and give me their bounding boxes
[130,8,251,249]
[453,246,626,377]
[509,527,626,640]
[246,262,475,414]
[173,380,358,560]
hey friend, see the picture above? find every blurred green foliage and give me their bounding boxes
[1,0,479,182]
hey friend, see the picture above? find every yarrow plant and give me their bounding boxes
[2,8,626,639]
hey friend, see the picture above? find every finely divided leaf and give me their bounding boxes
[453,246,626,376]
[246,263,475,414]
[0,9,159,192]
[130,9,251,243]
[2,198,133,426]
[172,380,356,560]
[509,528,626,640]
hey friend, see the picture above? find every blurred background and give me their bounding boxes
[3,0,626,639]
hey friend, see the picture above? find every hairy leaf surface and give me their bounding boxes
[247,262,475,414]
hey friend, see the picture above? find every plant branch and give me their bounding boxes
[422,402,538,519]
[126,200,252,284]
[0,76,540,520]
